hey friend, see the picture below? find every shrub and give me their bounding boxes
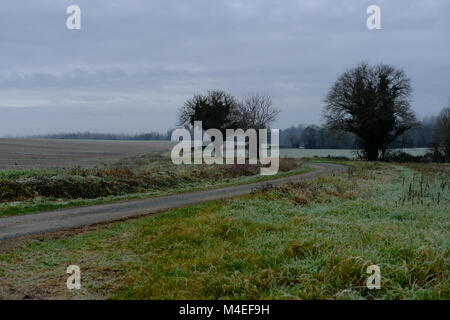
[0,157,304,202]
[381,150,427,163]
[278,158,301,172]
[0,179,36,201]
[223,164,260,177]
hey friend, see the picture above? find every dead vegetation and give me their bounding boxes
[254,162,381,206]
[0,158,304,202]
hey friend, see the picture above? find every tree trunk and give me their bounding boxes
[366,145,379,161]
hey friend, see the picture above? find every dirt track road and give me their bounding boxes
[0,163,347,240]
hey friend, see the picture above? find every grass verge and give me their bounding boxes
[0,161,448,299]
[0,156,309,217]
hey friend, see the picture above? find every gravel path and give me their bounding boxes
[0,163,347,240]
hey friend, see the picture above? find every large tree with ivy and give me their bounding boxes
[177,90,240,135]
[324,63,417,161]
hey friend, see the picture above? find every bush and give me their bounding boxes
[223,164,260,177]
[0,157,304,202]
[278,158,301,172]
[381,151,427,163]
[20,176,133,199]
[0,180,36,201]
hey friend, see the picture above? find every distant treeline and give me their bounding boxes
[32,116,438,149]
[280,116,438,149]
[30,131,171,141]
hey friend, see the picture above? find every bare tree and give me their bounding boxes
[237,94,280,130]
[324,62,417,161]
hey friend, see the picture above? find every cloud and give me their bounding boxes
[0,0,449,135]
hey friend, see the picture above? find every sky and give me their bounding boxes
[0,0,449,136]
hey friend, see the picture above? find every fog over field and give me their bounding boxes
[0,0,449,136]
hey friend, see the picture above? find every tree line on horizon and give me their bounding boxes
[29,131,170,141]
[30,63,450,162]
[30,115,438,151]
[279,116,438,150]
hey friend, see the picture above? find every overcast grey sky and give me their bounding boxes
[0,0,449,136]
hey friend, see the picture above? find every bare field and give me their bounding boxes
[0,139,174,170]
